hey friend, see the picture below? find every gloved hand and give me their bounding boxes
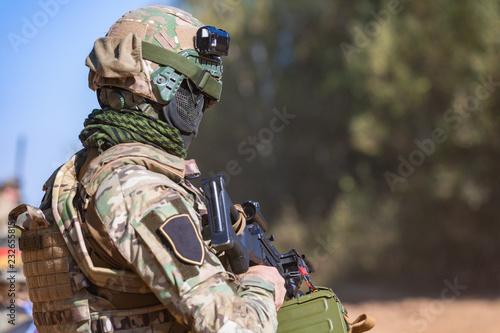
[238,265,286,311]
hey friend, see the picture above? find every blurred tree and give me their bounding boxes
[187,0,500,291]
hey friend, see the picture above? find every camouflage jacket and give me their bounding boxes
[81,143,278,332]
[13,143,278,333]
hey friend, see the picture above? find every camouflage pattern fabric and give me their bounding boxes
[88,6,210,104]
[50,148,151,294]
[18,143,277,332]
[82,143,278,332]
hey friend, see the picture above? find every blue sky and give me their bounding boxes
[0,0,187,205]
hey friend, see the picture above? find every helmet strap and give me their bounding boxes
[97,87,162,119]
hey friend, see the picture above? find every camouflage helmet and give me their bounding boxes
[86,6,225,107]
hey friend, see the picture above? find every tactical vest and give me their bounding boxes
[10,143,204,333]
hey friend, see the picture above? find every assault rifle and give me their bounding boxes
[201,175,317,300]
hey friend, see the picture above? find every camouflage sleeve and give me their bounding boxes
[92,164,278,332]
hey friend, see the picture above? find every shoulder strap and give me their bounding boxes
[50,150,151,293]
[71,143,203,293]
[141,41,222,101]
[344,313,376,333]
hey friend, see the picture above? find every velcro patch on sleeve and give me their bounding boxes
[158,214,205,266]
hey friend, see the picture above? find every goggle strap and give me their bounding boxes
[141,41,222,101]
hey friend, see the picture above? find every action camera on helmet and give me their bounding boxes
[195,26,230,56]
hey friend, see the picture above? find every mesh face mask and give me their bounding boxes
[162,79,205,149]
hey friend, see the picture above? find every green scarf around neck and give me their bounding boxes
[79,109,186,158]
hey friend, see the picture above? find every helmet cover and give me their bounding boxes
[87,6,222,104]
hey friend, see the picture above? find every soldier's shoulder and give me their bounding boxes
[96,164,182,200]
[94,164,183,216]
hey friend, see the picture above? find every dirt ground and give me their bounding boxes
[344,298,500,333]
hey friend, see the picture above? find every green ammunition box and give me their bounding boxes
[277,287,349,333]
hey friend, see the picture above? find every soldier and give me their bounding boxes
[10,5,285,333]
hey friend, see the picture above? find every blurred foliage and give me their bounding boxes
[187,0,500,291]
